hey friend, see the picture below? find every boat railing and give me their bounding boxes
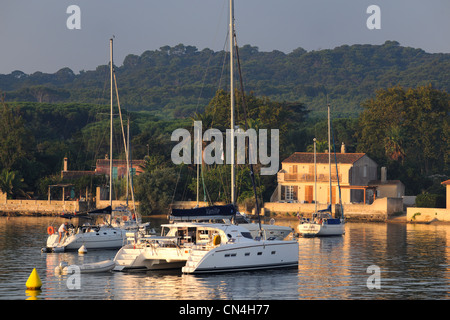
[192,243,215,251]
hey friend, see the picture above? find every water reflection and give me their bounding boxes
[2,217,450,299]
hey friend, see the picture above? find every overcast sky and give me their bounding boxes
[1,0,449,74]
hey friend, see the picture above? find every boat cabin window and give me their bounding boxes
[241,232,253,239]
[197,229,210,242]
[234,215,249,224]
[175,227,197,244]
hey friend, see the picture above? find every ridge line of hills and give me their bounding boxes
[1,40,449,118]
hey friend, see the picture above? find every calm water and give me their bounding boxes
[1,216,450,300]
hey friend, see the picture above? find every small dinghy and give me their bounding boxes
[55,260,116,275]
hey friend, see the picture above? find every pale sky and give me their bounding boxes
[1,0,449,74]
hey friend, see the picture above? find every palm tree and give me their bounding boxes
[306,140,328,153]
[0,169,26,199]
[384,126,406,163]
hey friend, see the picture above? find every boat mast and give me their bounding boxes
[126,118,129,206]
[328,99,331,207]
[230,0,235,205]
[314,138,317,213]
[109,38,114,207]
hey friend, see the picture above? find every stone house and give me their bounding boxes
[272,150,398,205]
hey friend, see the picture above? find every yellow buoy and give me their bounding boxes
[26,268,42,290]
[25,289,40,300]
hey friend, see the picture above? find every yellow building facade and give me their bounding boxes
[274,152,379,205]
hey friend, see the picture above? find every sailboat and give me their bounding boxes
[44,39,146,252]
[297,103,345,237]
[181,0,298,273]
[43,207,124,252]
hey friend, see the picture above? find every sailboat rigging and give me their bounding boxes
[233,31,262,234]
[42,39,147,253]
[297,102,345,237]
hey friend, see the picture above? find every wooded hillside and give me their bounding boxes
[1,41,449,118]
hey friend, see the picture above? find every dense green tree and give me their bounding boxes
[357,85,450,194]
[0,99,34,172]
[134,166,180,215]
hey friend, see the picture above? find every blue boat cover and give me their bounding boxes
[327,218,341,225]
[318,204,332,213]
[170,204,236,220]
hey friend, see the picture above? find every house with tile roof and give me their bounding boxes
[273,151,380,205]
[61,157,145,180]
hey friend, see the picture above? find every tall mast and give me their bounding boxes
[230,0,235,205]
[109,38,114,206]
[328,100,331,206]
[126,118,129,206]
[314,138,317,213]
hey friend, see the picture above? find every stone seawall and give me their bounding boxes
[406,207,450,223]
[0,199,87,216]
[263,197,404,222]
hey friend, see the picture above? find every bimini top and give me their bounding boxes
[170,204,236,221]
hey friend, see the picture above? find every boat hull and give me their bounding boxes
[57,260,116,274]
[46,228,124,251]
[182,240,299,274]
[113,243,191,271]
[298,222,345,237]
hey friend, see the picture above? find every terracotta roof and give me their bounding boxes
[96,159,145,166]
[61,171,96,179]
[282,152,366,164]
[442,179,450,185]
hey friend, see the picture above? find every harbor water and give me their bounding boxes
[1,216,450,300]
